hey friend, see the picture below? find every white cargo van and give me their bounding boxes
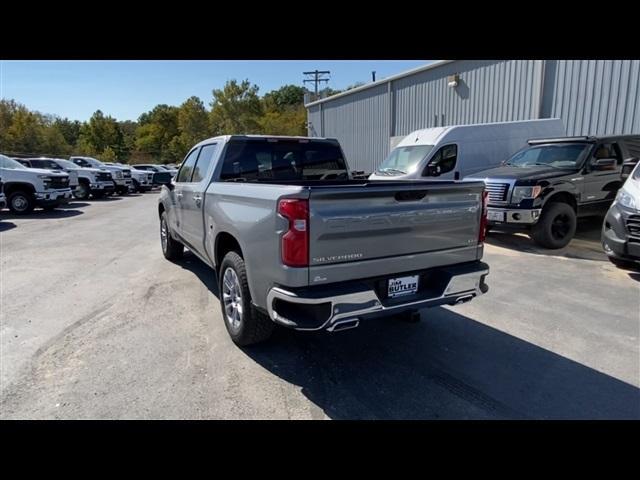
[369,119,566,181]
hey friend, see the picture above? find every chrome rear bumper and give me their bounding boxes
[266,262,489,331]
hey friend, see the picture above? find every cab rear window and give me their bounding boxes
[220,139,349,181]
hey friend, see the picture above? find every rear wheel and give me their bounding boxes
[160,211,183,260]
[530,202,576,249]
[8,191,35,214]
[219,251,274,346]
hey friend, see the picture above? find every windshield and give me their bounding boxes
[220,139,349,181]
[0,154,28,170]
[632,162,640,181]
[55,159,78,169]
[506,143,590,169]
[156,165,169,171]
[376,145,434,175]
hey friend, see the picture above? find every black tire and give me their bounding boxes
[131,180,139,193]
[219,251,274,346]
[160,211,183,261]
[92,191,105,199]
[74,182,90,200]
[530,202,577,249]
[42,205,57,212]
[8,190,35,214]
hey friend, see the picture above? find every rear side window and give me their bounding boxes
[219,139,349,181]
[191,144,218,183]
[176,148,200,182]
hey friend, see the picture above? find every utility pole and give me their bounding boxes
[303,70,330,99]
[372,71,376,82]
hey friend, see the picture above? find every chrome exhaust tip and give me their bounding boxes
[454,294,474,305]
[327,319,360,332]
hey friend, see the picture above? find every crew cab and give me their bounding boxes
[467,135,640,249]
[158,135,490,346]
[69,156,132,194]
[17,157,79,194]
[25,158,114,199]
[602,160,640,269]
[0,154,72,214]
[104,162,153,192]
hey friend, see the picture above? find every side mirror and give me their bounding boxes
[591,158,616,171]
[425,163,441,177]
[154,171,174,189]
[621,157,639,180]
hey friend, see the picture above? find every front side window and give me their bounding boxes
[424,144,457,176]
[176,148,200,182]
[377,145,434,176]
[506,143,590,169]
[593,142,622,166]
[191,144,218,183]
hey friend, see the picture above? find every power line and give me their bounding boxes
[303,70,331,98]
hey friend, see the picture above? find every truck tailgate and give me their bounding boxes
[307,181,485,284]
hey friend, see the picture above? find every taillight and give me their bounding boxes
[479,189,489,243]
[278,198,309,267]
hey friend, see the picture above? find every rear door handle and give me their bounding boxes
[193,195,202,207]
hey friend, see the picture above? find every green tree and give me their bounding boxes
[172,96,210,157]
[54,117,82,148]
[79,110,126,160]
[263,85,306,110]
[5,107,43,153]
[210,80,263,135]
[135,104,179,163]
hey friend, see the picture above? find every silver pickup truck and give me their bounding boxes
[158,135,490,346]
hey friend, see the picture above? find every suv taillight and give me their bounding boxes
[479,190,489,244]
[278,198,309,267]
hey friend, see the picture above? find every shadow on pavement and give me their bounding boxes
[175,249,639,420]
[243,308,640,419]
[176,251,220,297]
[60,202,90,209]
[0,208,84,220]
[487,216,607,262]
[0,221,17,232]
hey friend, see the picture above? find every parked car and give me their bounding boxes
[158,135,490,346]
[466,134,640,249]
[69,156,132,195]
[0,154,72,214]
[104,162,154,193]
[369,119,565,181]
[602,160,640,269]
[26,158,115,199]
[18,158,79,195]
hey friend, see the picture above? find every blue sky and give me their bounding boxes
[0,60,432,122]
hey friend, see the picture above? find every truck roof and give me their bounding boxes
[192,134,339,149]
[396,118,565,148]
[528,134,640,145]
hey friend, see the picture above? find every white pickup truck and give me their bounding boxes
[21,157,115,199]
[70,156,132,195]
[105,163,154,193]
[0,154,73,213]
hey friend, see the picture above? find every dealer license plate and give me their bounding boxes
[388,275,419,298]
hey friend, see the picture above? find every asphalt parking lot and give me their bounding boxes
[1,192,638,419]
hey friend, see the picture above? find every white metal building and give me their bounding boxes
[305,60,640,173]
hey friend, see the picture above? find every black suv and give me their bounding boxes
[467,135,640,249]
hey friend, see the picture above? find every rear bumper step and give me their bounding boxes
[266,261,489,331]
